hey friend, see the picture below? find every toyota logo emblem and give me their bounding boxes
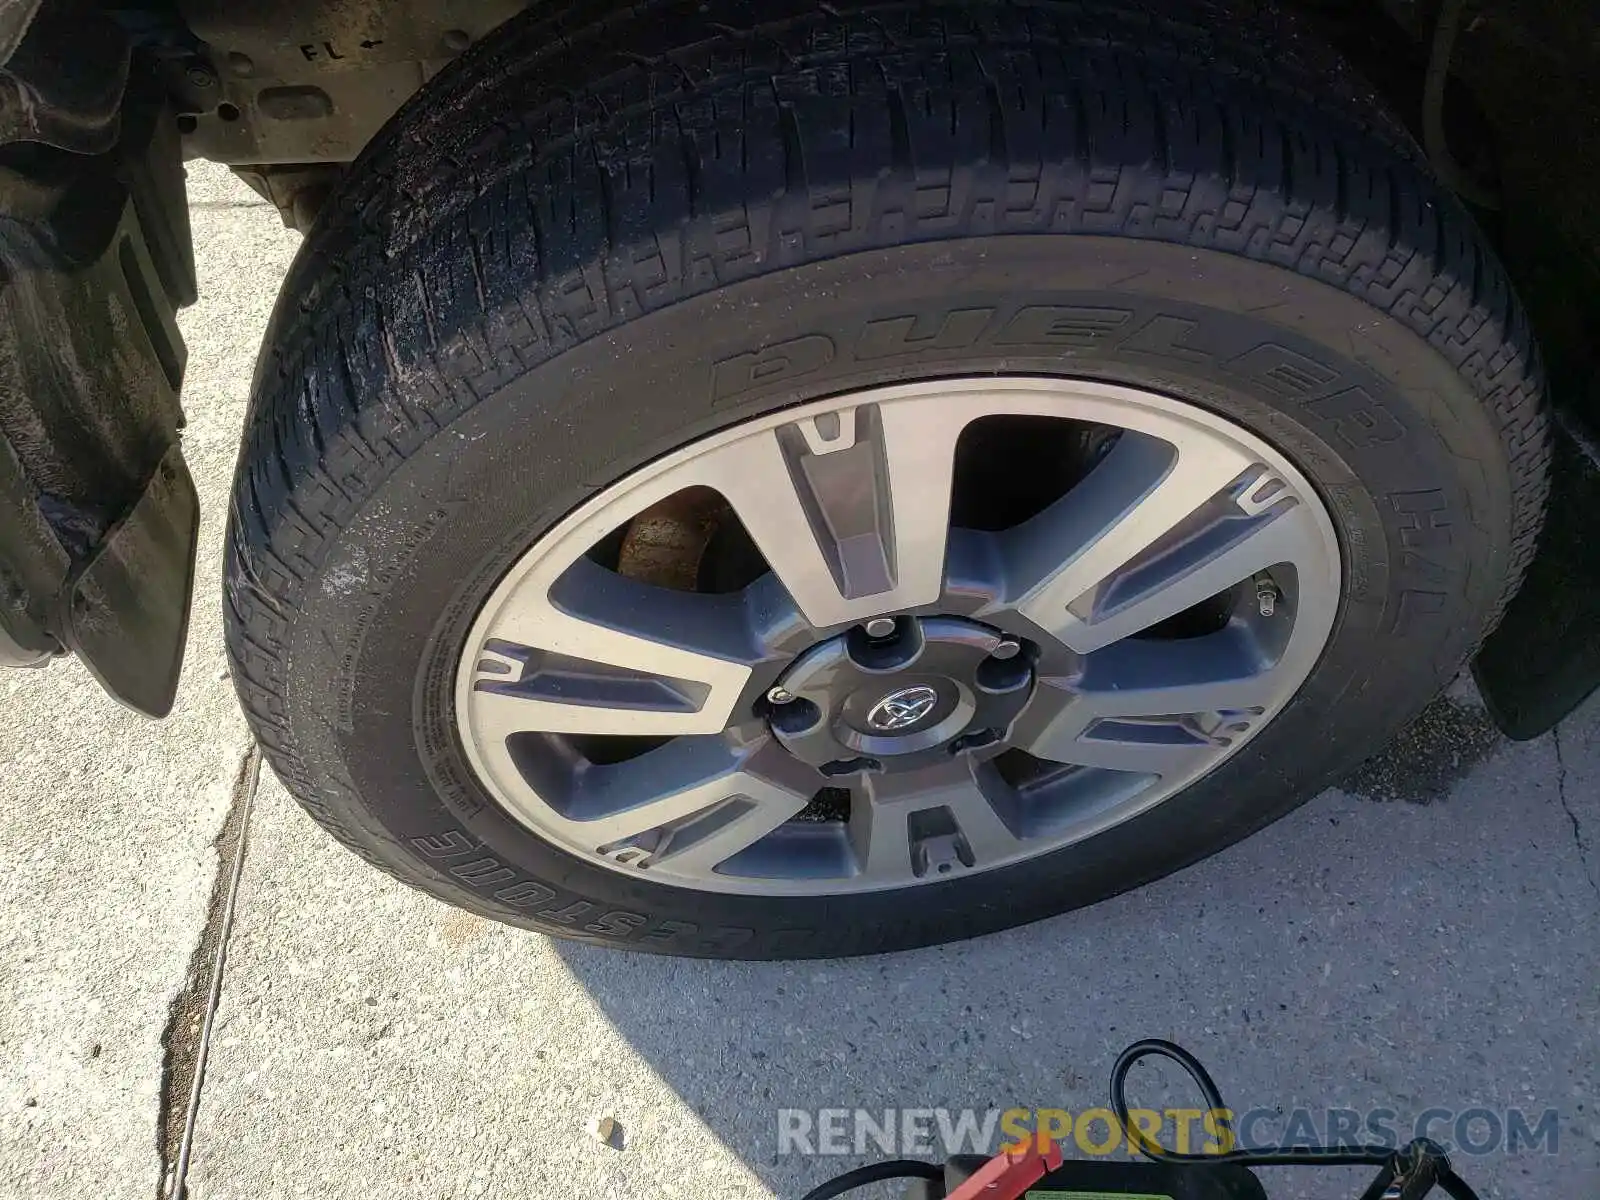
[866,685,939,731]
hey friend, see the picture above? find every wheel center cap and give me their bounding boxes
[865,685,940,731]
[765,617,1034,775]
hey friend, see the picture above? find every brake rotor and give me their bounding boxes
[614,485,726,591]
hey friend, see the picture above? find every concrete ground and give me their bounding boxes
[1,164,1596,1200]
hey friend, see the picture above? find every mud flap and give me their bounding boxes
[1473,419,1600,738]
[61,444,199,717]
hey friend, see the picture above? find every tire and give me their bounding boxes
[224,0,1549,958]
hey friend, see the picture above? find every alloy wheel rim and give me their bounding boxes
[454,377,1342,895]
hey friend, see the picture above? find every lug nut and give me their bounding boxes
[989,638,1021,661]
[766,686,795,705]
[863,617,897,639]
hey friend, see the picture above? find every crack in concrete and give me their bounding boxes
[1551,726,1598,900]
[154,746,261,1200]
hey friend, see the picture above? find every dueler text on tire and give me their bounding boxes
[224,0,1549,958]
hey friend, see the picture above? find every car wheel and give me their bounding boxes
[224,0,1549,957]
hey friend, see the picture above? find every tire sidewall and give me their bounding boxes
[276,236,1510,957]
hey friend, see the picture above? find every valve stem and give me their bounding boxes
[1254,572,1280,618]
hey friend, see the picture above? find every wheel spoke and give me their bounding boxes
[1022,637,1281,776]
[1072,636,1284,719]
[853,759,1026,881]
[694,397,968,629]
[650,794,808,875]
[1021,691,1217,775]
[1059,504,1323,654]
[847,788,909,881]
[465,559,760,738]
[937,770,1028,867]
[565,739,812,870]
[1074,672,1279,720]
[1007,427,1265,652]
[1036,730,1215,775]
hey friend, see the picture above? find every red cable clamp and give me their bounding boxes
[941,1134,1066,1200]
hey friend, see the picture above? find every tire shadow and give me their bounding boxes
[552,702,1598,1200]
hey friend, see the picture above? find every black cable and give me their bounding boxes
[1438,1165,1486,1200]
[1110,1039,1482,1198]
[796,1158,942,1200]
[1111,1039,1391,1166]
